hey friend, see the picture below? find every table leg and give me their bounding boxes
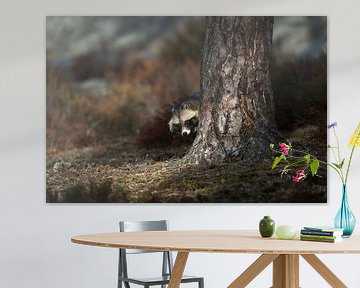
[228,254,279,288]
[272,254,299,288]
[301,254,347,288]
[229,253,348,288]
[168,252,189,288]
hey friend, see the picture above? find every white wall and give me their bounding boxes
[1,0,360,287]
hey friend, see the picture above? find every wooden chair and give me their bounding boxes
[118,220,204,288]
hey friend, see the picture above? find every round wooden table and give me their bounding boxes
[72,230,360,288]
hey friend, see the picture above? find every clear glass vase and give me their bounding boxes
[334,185,356,237]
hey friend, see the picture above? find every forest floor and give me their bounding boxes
[46,126,327,203]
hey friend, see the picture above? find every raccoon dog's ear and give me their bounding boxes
[171,104,178,112]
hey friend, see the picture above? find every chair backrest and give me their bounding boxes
[118,220,173,282]
[119,220,169,254]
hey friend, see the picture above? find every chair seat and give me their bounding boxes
[119,274,203,286]
[118,221,204,287]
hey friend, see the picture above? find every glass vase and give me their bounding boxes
[334,185,356,237]
[259,216,275,237]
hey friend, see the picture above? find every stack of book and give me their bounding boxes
[300,226,344,243]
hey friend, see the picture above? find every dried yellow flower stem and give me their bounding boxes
[349,122,360,148]
[345,122,360,185]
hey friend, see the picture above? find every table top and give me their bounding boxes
[71,230,360,254]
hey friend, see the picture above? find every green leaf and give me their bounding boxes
[339,158,345,169]
[272,154,285,169]
[304,154,311,164]
[332,162,340,169]
[272,157,281,169]
[310,159,320,176]
[332,159,345,169]
[269,143,274,149]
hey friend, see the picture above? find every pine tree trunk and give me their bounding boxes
[185,16,280,165]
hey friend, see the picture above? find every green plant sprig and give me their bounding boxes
[270,146,343,181]
[270,122,360,186]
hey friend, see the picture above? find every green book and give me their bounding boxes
[300,236,342,243]
[303,226,344,233]
[300,234,340,240]
[301,229,343,237]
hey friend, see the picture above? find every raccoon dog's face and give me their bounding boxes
[169,103,198,136]
[181,117,199,136]
[178,103,198,136]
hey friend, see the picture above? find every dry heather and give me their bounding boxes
[47,52,201,149]
[47,135,327,203]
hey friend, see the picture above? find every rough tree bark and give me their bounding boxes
[185,16,281,165]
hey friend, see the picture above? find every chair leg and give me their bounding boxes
[198,278,204,288]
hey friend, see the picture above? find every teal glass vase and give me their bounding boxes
[334,185,356,237]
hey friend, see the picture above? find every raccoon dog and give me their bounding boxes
[168,92,201,136]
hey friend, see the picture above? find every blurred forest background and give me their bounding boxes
[46,16,327,203]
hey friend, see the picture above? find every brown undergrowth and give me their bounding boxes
[47,134,327,203]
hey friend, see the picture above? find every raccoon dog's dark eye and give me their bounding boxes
[184,120,192,125]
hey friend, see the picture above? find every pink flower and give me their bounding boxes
[279,143,289,155]
[293,170,306,183]
[296,169,305,175]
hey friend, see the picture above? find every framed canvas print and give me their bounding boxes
[46,16,327,203]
